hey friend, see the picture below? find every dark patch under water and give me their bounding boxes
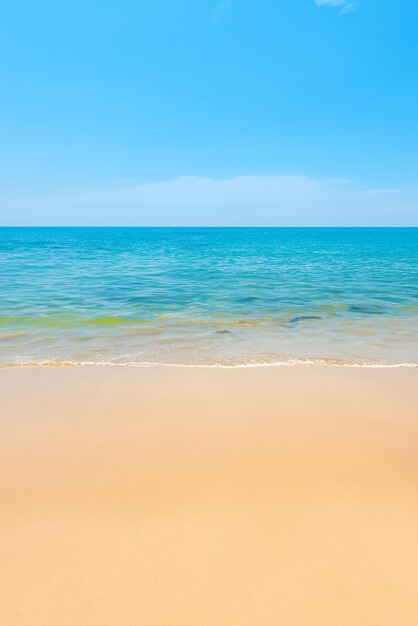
[349,305,387,315]
[289,316,323,324]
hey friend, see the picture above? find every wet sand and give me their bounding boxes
[0,365,417,625]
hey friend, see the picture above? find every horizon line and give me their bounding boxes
[1,225,417,229]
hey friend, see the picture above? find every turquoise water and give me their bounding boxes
[0,227,417,367]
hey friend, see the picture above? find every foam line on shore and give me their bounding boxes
[1,358,417,369]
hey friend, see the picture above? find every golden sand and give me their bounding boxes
[0,365,417,625]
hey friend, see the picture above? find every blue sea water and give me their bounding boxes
[0,227,417,367]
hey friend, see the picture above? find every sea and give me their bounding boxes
[0,227,417,367]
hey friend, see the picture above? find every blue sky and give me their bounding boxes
[0,0,417,225]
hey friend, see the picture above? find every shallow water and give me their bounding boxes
[0,227,417,366]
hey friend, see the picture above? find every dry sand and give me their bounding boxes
[0,365,417,625]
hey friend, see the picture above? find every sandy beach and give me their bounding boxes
[0,364,417,625]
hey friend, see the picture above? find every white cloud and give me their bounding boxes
[1,175,416,226]
[314,0,359,14]
[339,2,359,14]
[211,1,231,24]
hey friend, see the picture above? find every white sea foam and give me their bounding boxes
[1,357,417,369]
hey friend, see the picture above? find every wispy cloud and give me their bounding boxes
[314,0,359,15]
[211,0,231,25]
[1,175,415,226]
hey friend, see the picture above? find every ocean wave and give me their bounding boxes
[1,357,417,369]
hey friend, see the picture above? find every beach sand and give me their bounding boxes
[0,365,417,625]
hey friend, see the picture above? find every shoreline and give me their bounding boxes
[1,358,418,369]
[1,364,417,624]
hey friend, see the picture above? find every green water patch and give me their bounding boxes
[0,315,155,328]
